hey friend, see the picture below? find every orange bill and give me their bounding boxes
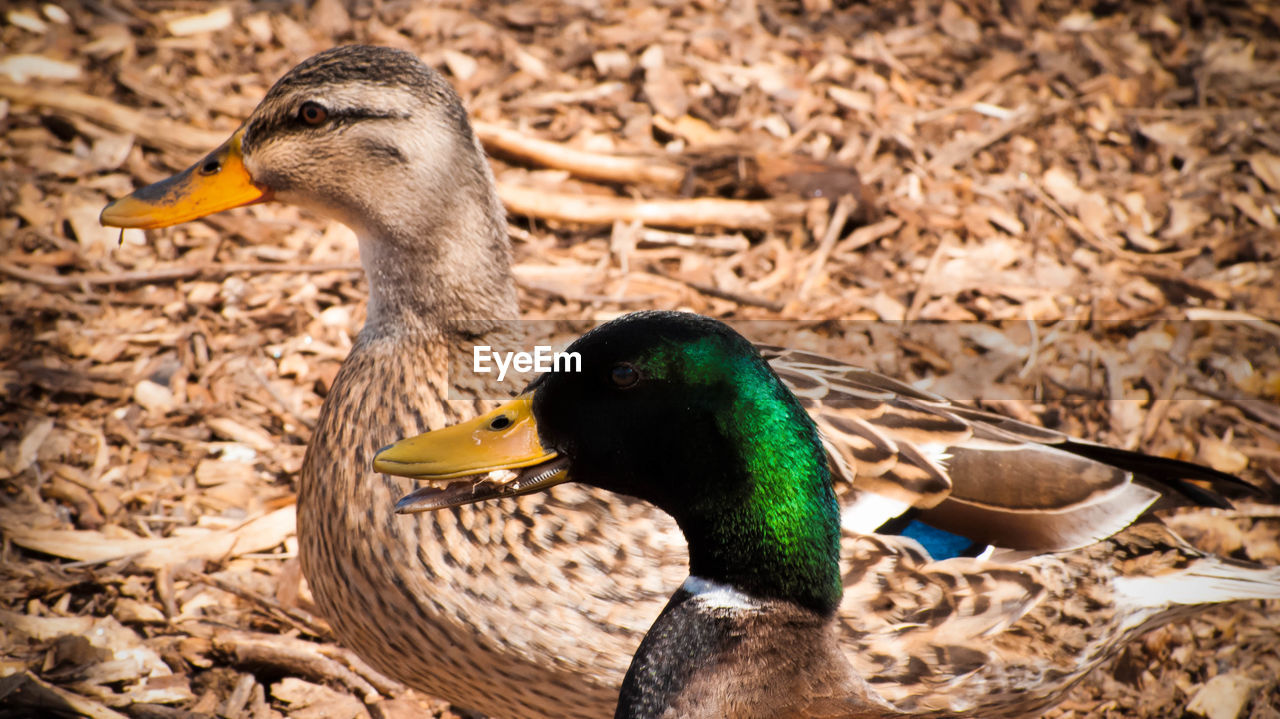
[100,128,268,229]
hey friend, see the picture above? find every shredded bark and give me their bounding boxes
[2,1,1278,718]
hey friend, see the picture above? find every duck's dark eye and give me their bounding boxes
[610,364,639,388]
[298,101,328,126]
[489,414,512,430]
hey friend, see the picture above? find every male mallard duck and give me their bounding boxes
[379,311,897,718]
[375,311,1280,719]
[100,46,1270,717]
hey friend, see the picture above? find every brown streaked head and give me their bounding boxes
[100,45,490,239]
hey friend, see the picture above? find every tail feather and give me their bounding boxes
[1059,441,1262,508]
[1114,558,1280,608]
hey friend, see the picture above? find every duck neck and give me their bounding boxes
[666,363,843,617]
[355,168,518,341]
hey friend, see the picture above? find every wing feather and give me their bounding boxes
[765,344,1249,552]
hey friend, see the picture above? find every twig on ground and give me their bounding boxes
[0,83,226,155]
[498,183,807,230]
[1192,384,1280,432]
[475,122,684,190]
[904,235,951,322]
[509,81,628,110]
[832,217,903,260]
[183,572,330,638]
[1023,180,1150,263]
[209,630,401,702]
[927,102,1063,171]
[646,265,785,312]
[636,227,750,252]
[0,671,129,719]
[799,194,857,299]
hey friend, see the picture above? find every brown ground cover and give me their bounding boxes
[2,1,1278,717]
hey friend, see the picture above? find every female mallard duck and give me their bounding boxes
[375,311,1280,718]
[100,46,1270,717]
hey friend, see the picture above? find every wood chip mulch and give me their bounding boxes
[2,1,1278,718]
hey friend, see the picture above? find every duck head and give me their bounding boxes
[101,45,514,328]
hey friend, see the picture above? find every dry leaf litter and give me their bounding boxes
[2,1,1279,718]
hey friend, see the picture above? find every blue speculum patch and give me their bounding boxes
[898,520,985,560]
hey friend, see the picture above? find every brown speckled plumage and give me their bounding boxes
[102,45,1280,719]
[833,522,1259,716]
[262,46,684,718]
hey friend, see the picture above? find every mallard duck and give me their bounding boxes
[99,45,1270,718]
[375,311,1280,718]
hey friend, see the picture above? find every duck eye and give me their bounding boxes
[610,364,639,388]
[489,414,512,430]
[298,101,328,126]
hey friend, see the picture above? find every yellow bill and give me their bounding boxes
[100,129,268,229]
[374,396,571,513]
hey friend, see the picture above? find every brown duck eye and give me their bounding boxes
[298,101,327,125]
[611,364,638,388]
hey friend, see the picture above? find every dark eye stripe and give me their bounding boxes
[245,107,413,150]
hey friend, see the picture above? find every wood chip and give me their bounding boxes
[166,7,234,37]
[206,417,274,453]
[271,678,367,719]
[1187,673,1264,719]
[1,506,295,568]
[0,671,129,719]
[0,54,80,83]
[7,9,49,34]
